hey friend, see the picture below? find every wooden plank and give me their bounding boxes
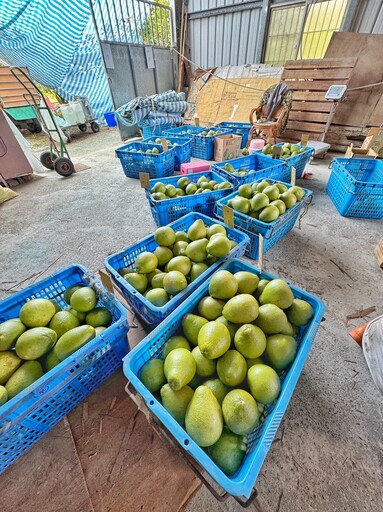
[283,129,321,142]
[283,57,357,69]
[369,93,383,126]
[286,120,324,133]
[283,68,353,80]
[325,32,383,128]
[284,125,367,148]
[326,125,367,141]
[1,99,33,107]
[283,79,348,91]
[1,88,33,96]
[332,90,382,128]
[289,111,329,123]
[1,419,94,512]
[68,371,200,512]
[0,67,29,75]
[291,101,332,113]
[325,32,369,59]
[293,91,328,101]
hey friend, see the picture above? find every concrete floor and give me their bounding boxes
[1,128,382,512]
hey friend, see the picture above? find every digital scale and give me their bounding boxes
[307,84,348,160]
[324,84,347,101]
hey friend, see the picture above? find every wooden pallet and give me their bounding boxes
[0,67,39,108]
[281,58,357,144]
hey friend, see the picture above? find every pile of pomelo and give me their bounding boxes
[198,129,222,137]
[118,220,237,307]
[222,162,257,177]
[262,142,306,159]
[139,269,314,476]
[150,175,231,201]
[0,285,113,406]
[228,179,306,223]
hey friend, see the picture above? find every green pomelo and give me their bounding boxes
[140,359,166,393]
[19,299,56,328]
[209,270,238,300]
[222,389,259,435]
[248,363,281,404]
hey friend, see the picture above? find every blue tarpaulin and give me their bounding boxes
[0,0,113,119]
[116,90,187,127]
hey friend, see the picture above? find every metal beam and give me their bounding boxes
[256,0,270,63]
[340,0,361,31]
[188,1,263,20]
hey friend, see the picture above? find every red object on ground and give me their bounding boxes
[349,323,369,347]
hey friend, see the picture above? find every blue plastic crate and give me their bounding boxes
[146,170,235,226]
[140,123,174,139]
[215,179,313,260]
[105,212,249,325]
[0,265,129,473]
[326,158,383,219]
[143,135,192,172]
[216,122,252,149]
[123,258,326,499]
[256,143,315,179]
[192,127,232,160]
[116,142,175,179]
[163,125,204,138]
[240,211,304,260]
[212,153,290,187]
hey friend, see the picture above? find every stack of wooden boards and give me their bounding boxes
[280,57,356,147]
[282,32,383,151]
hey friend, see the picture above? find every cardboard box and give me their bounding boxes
[345,144,377,159]
[180,161,211,174]
[361,127,383,154]
[345,128,383,159]
[214,134,242,162]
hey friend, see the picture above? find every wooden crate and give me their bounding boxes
[281,58,357,144]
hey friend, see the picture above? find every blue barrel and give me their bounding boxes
[104,112,117,127]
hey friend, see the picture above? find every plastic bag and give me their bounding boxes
[0,186,18,204]
[363,315,383,394]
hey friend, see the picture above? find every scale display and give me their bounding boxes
[325,85,347,101]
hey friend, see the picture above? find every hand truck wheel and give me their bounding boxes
[54,157,75,177]
[40,151,58,169]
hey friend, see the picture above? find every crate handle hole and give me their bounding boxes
[184,439,189,446]
[149,400,154,405]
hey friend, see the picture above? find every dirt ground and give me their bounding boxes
[1,127,382,512]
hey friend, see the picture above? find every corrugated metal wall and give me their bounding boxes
[350,0,383,34]
[187,0,383,69]
[187,1,264,68]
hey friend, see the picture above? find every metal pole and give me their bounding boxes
[112,0,122,42]
[88,0,117,111]
[130,0,140,44]
[118,0,129,42]
[105,0,115,41]
[257,0,270,64]
[294,0,310,61]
